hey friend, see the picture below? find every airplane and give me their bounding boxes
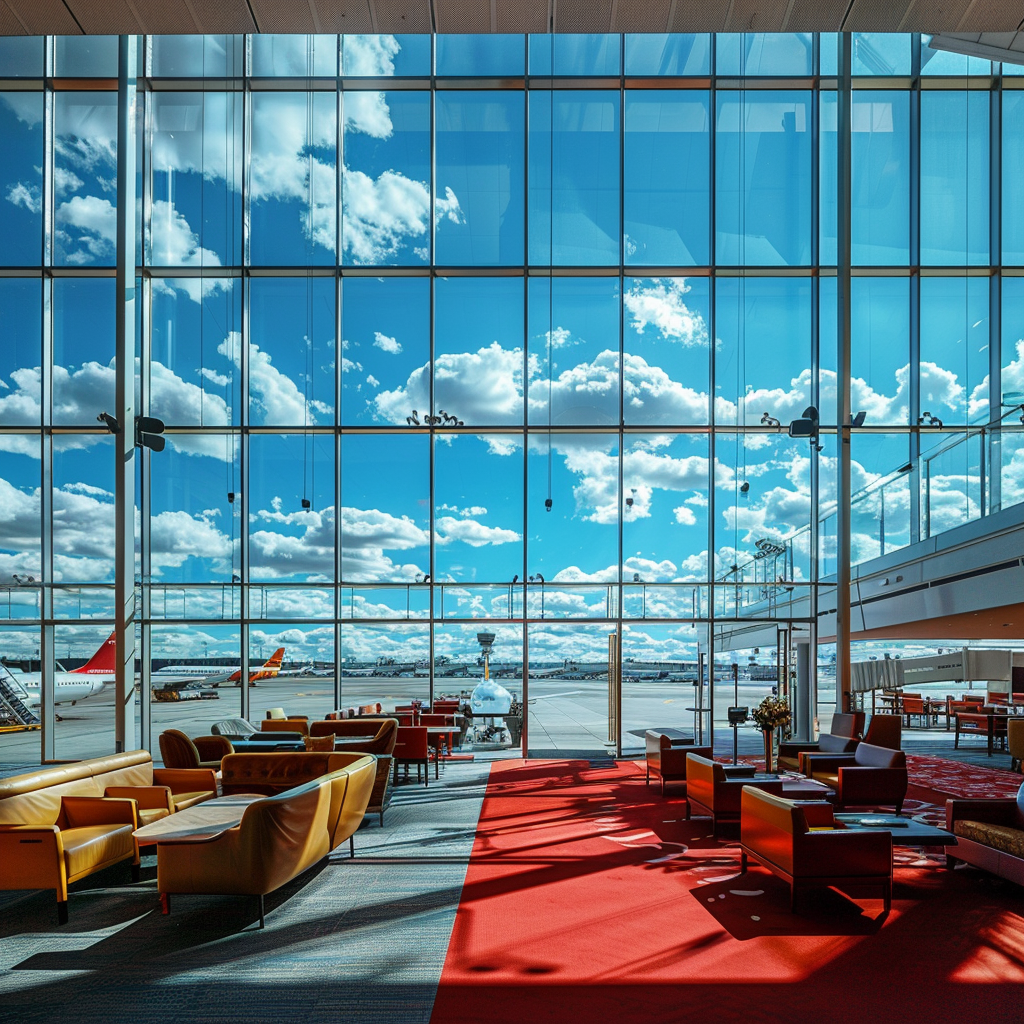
[153,647,286,687]
[5,631,116,707]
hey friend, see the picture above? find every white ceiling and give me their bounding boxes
[1,0,1023,38]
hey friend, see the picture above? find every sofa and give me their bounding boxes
[739,786,892,913]
[0,750,216,923]
[799,741,908,813]
[644,732,713,795]
[685,753,787,835]
[157,753,376,927]
[308,719,397,823]
[210,718,306,749]
[260,718,310,737]
[776,712,864,773]
[945,783,1024,885]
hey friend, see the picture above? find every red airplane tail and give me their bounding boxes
[72,631,117,675]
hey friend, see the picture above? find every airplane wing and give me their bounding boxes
[527,690,584,703]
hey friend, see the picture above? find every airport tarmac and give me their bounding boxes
[0,674,832,764]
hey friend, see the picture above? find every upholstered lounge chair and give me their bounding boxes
[645,732,713,795]
[158,729,233,770]
[685,753,787,835]
[776,712,864,773]
[739,787,892,913]
[800,741,908,813]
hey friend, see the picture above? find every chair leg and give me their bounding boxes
[646,763,650,785]
[946,854,958,870]
[379,810,384,827]
[883,880,891,915]
[57,900,68,925]
[349,835,355,859]
[131,863,141,883]
[258,894,265,930]
[740,851,748,873]
[424,759,429,787]
[160,892,170,916]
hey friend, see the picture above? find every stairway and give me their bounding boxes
[0,664,40,726]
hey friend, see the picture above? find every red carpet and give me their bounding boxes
[906,754,1021,798]
[430,759,1024,1024]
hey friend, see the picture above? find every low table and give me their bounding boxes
[133,794,263,845]
[833,813,957,847]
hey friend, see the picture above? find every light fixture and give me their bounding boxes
[918,412,943,428]
[788,405,819,440]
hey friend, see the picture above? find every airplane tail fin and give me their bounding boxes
[72,631,117,675]
[263,647,285,671]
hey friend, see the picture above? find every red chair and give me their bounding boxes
[393,726,435,787]
[421,713,457,757]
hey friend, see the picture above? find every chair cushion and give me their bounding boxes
[137,807,171,827]
[954,819,1024,858]
[62,824,135,880]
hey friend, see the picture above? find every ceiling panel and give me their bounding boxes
[5,0,81,34]
[785,0,847,32]
[898,0,975,32]
[495,0,547,34]
[0,1,27,33]
[435,0,489,32]
[250,0,315,31]
[128,0,200,32]
[724,0,792,33]
[369,0,432,32]
[189,0,256,32]
[555,0,612,33]
[312,0,374,32]
[844,0,918,32]
[669,0,729,34]
[66,0,143,32]
[613,0,669,33]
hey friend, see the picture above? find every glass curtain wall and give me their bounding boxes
[0,32,1014,762]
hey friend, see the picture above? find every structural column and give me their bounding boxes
[835,32,853,713]
[114,36,138,753]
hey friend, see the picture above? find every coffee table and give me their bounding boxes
[833,813,958,847]
[134,794,263,845]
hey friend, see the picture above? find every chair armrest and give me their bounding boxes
[778,741,820,757]
[193,736,232,761]
[796,801,836,828]
[153,768,218,794]
[61,796,139,829]
[105,785,174,812]
[0,826,66,891]
[801,753,857,774]
[946,798,1020,830]
[802,829,892,875]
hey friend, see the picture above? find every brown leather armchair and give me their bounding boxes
[739,787,892,913]
[645,732,713,795]
[309,718,398,754]
[158,729,233,769]
[685,753,786,835]
[777,712,864,773]
[260,718,310,737]
[800,741,908,813]
[946,784,1024,884]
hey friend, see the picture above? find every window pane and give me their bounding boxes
[1003,91,1024,266]
[851,278,910,426]
[0,37,44,77]
[623,433,709,582]
[715,277,812,427]
[921,36,990,75]
[529,34,620,76]
[249,435,335,583]
[53,279,115,427]
[148,35,244,77]
[624,34,710,75]
[920,91,989,266]
[53,436,115,584]
[342,90,430,265]
[250,92,336,266]
[1002,278,1024,411]
[0,445,41,601]
[434,91,524,266]
[54,92,118,267]
[0,92,43,265]
[249,277,336,427]
[920,277,989,425]
[55,36,118,77]
[149,92,243,267]
[716,34,813,76]
[341,35,431,76]
[251,35,337,77]
[434,434,523,583]
[716,91,811,266]
[623,277,709,425]
[0,278,42,426]
[340,434,429,583]
[435,276,523,426]
[528,277,619,426]
[150,278,241,427]
[435,35,524,76]
[529,91,620,266]
[527,433,619,581]
[341,276,429,425]
[624,91,709,266]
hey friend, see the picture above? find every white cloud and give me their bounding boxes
[342,167,429,264]
[55,194,116,261]
[434,516,520,548]
[344,91,394,140]
[149,199,223,271]
[343,35,401,77]
[6,182,41,214]
[625,279,709,346]
[373,332,402,355]
[673,505,698,525]
[434,186,464,227]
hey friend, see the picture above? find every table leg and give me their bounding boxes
[160,892,170,915]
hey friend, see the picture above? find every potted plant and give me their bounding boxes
[751,695,791,774]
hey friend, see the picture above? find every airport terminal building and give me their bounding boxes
[0,13,1023,1023]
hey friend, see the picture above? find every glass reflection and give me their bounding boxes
[0,92,43,266]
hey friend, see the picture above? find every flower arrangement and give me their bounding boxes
[751,695,791,732]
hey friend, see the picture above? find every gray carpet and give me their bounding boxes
[0,757,494,1024]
